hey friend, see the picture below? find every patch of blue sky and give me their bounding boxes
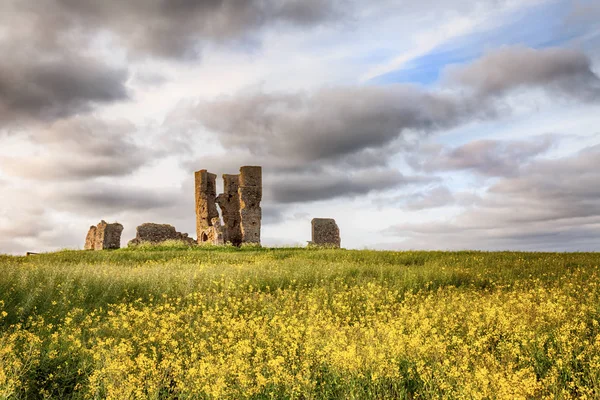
[368,49,474,86]
[368,0,590,87]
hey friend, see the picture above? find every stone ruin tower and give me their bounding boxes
[195,166,262,246]
[84,220,123,250]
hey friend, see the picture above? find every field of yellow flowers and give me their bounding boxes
[1,244,600,399]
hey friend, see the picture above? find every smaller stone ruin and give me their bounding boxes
[128,223,196,246]
[84,220,123,250]
[310,218,341,248]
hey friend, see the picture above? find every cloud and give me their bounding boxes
[444,46,600,101]
[269,168,434,203]
[180,84,472,205]
[0,54,129,127]
[373,185,482,211]
[567,1,600,26]
[384,143,600,251]
[408,135,558,177]
[403,186,456,210]
[195,86,474,164]
[0,183,84,254]
[181,47,600,204]
[0,117,156,180]
[0,2,130,127]
[2,0,345,61]
[48,183,180,215]
[194,48,599,169]
[0,0,344,128]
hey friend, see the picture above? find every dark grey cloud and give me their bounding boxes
[50,183,179,215]
[408,135,557,177]
[0,0,128,119]
[0,117,156,180]
[444,46,600,101]
[383,143,600,251]
[269,168,434,203]
[0,2,130,127]
[263,206,286,225]
[3,0,344,61]
[0,55,129,126]
[195,86,473,164]
[489,144,600,218]
[0,0,342,127]
[182,85,472,206]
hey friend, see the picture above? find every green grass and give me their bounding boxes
[1,246,595,326]
[1,246,600,399]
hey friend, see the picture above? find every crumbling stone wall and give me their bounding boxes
[216,174,242,246]
[128,223,196,246]
[84,226,97,250]
[88,220,123,250]
[195,170,219,244]
[195,166,263,246]
[201,217,224,245]
[311,218,341,248]
[238,166,262,244]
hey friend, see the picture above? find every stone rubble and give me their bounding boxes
[127,223,196,246]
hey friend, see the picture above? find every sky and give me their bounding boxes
[1,0,600,254]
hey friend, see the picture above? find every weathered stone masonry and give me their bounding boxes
[84,220,123,250]
[239,166,262,244]
[195,170,219,243]
[216,174,243,246]
[196,166,262,246]
[128,223,196,246]
[311,218,341,248]
[84,226,97,250]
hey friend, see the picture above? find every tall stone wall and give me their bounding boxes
[84,226,97,250]
[216,174,242,246]
[195,169,219,244]
[238,166,262,244]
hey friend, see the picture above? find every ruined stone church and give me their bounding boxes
[195,166,262,246]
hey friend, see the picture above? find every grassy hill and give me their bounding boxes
[1,245,599,399]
